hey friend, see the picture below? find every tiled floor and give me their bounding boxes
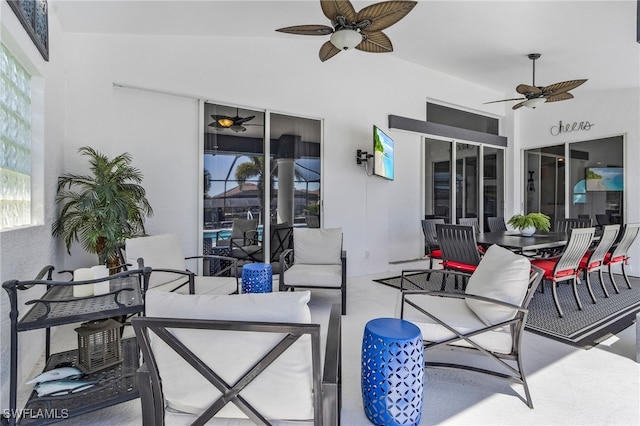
[19,259,640,425]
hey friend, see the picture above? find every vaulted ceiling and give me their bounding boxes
[52,1,639,95]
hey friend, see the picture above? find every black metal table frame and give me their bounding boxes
[476,231,571,252]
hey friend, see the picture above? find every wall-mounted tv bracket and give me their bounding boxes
[356,149,373,165]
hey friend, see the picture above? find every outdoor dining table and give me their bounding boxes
[476,231,572,252]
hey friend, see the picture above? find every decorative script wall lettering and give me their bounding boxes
[550,120,594,136]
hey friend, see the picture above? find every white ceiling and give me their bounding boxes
[51,0,640,95]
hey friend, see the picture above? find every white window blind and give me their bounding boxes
[1,43,32,230]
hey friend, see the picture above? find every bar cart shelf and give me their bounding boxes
[2,266,151,425]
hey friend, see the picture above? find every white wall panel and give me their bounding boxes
[59,33,506,275]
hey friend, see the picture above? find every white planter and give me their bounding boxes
[520,226,536,236]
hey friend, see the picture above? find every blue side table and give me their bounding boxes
[362,318,424,426]
[241,263,272,293]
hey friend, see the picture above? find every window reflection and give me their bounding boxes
[203,104,265,234]
[202,104,322,250]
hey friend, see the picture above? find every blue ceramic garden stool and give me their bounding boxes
[241,263,272,293]
[361,318,424,426]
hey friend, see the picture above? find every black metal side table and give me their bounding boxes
[2,266,151,425]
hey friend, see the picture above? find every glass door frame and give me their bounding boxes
[423,136,505,230]
[198,101,324,273]
[521,135,626,227]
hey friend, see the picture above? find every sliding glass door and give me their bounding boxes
[202,103,322,259]
[524,136,623,229]
[424,138,504,231]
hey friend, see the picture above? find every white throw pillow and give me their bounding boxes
[145,290,314,420]
[293,227,342,265]
[465,244,531,326]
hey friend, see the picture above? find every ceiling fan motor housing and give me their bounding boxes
[330,29,363,50]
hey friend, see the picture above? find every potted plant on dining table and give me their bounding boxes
[507,212,551,236]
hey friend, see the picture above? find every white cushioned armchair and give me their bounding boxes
[399,244,543,408]
[132,290,342,425]
[124,233,238,295]
[279,228,347,315]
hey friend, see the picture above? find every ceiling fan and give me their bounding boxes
[486,53,588,110]
[275,0,417,62]
[209,109,259,133]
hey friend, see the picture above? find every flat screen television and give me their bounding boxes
[585,167,623,191]
[373,125,394,180]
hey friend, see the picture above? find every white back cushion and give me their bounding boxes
[145,290,314,420]
[293,228,342,265]
[125,234,186,289]
[465,244,531,326]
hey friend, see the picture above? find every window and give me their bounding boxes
[202,102,322,257]
[1,43,32,230]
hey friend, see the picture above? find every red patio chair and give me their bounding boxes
[579,224,620,298]
[421,218,444,271]
[531,227,595,317]
[436,224,482,291]
[603,223,640,293]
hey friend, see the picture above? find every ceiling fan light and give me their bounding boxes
[523,97,546,109]
[330,29,362,50]
[217,118,234,127]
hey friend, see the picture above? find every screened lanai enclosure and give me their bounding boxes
[202,103,322,245]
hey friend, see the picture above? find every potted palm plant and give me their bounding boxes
[52,147,154,267]
[507,212,551,236]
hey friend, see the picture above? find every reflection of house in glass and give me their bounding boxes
[204,182,320,229]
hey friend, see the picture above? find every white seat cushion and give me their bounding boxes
[193,276,238,295]
[465,244,531,326]
[148,276,237,295]
[293,228,342,265]
[284,264,342,288]
[403,294,513,354]
[125,234,187,289]
[145,290,314,420]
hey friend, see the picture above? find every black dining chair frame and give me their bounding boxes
[436,224,482,291]
[487,216,508,232]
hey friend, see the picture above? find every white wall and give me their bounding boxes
[0,2,67,413]
[516,88,640,275]
[59,32,508,275]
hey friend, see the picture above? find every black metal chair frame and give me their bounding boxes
[555,218,592,232]
[487,216,507,232]
[119,247,239,295]
[421,218,444,270]
[605,222,640,293]
[399,267,543,409]
[132,303,342,426]
[581,224,620,298]
[533,227,596,318]
[458,217,480,233]
[436,224,482,291]
[215,218,259,247]
[280,233,347,315]
[595,214,610,226]
[230,223,293,265]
